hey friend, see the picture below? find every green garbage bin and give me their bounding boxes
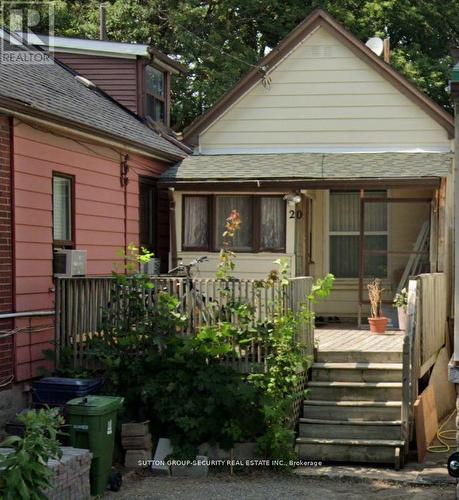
[66,395,124,496]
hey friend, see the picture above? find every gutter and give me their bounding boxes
[0,100,186,163]
[158,177,443,190]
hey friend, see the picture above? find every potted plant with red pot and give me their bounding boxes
[367,278,388,334]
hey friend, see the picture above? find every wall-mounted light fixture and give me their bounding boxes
[283,192,302,204]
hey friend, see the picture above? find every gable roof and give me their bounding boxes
[0,33,186,161]
[183,9,454,145]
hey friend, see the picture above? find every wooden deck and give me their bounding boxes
[316,327,404,353]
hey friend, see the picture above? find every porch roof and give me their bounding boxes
[160,152,452,186]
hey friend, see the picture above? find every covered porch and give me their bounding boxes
[160,151,453,330]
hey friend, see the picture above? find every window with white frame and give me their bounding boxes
[329,191,387,278]
[52,173,74,247]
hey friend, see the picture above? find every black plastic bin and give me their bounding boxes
[32,377,102,408]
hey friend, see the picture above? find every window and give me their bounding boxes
[182,195,286,252]
[183,196,210,250]
[329,191,387,278]
[215,196,253,251]
[52,173,74,247]
[145,66,165,123]
[139,178,157,252]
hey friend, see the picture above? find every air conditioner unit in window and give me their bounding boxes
[53,249,87,277]
[142,257,161,276]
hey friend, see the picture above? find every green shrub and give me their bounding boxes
[0,408,63,500]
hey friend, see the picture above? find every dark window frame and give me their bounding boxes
[182,194,286,253]
[329,189,388,279]
[144,64,168,124]
[52,171,75,249]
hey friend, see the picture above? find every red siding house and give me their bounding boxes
[0,32,188,422]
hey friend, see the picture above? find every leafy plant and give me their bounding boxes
[87,244,186,420]
[393,288,408,310]
[142,351,262,459]
[0,408,64,500]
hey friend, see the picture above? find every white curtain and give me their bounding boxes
[183,197,208,248]
[329,191,387,278]
[260,197,285,250]
[53,176,71,241]
[215,196,252,250]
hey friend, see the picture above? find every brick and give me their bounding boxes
[121,421,150,437]
[122,433,152,450]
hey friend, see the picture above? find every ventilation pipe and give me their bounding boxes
[99,4,107,41]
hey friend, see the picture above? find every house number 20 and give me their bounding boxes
[289,210,303,219]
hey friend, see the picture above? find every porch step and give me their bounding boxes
[316,350,403,364]
[312,362,403,383]
[298,418,402,440]
[303,400,402,421]
[296,437,404,466]
[308,381,402,402]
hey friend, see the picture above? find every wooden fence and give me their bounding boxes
[55,275,314,370]
[414,273,448,377]
[401,272,448,454]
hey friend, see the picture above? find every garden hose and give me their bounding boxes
[427,409,457,453]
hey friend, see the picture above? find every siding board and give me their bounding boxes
[199,27,450,153]
[54,52,139,114]
[13,121,170,380]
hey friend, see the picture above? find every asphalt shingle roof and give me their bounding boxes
[0,40,185,160]
[160,152,452,182]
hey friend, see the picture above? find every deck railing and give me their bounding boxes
[55,275,314,370]
[401,272,447,454]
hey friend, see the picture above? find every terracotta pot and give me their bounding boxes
[368,316,389,334]
[397,307,407,331]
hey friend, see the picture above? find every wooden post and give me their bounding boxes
[168,188,177,271]
[402,279,418,445]
[55,278,61,368]
[454,102,459,361]
[358,189,365,328]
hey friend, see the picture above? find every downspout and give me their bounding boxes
[120,154,129,259]
[9,116,16,381]
[168,187,177,270]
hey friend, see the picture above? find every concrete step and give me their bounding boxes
[308,381,402,402]
[316,350,403,364]
[298,418,402,440]
[303,400,402,421]
[311,362,403,383]
[296,437,404,466]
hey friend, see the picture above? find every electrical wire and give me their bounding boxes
[157,7,261,71]
[427,409,457,453]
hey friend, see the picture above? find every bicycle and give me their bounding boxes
[168,256,214,330]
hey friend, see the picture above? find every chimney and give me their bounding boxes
[383,37,390,64]
[99,3,107,41]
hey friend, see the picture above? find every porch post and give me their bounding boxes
[448,64,459,473]
[454,100,459,362]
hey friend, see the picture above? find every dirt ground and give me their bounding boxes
[105,470,455,500]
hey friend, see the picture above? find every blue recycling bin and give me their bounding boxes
[32,377,102,407]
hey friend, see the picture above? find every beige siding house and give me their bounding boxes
[160,9,454,323]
